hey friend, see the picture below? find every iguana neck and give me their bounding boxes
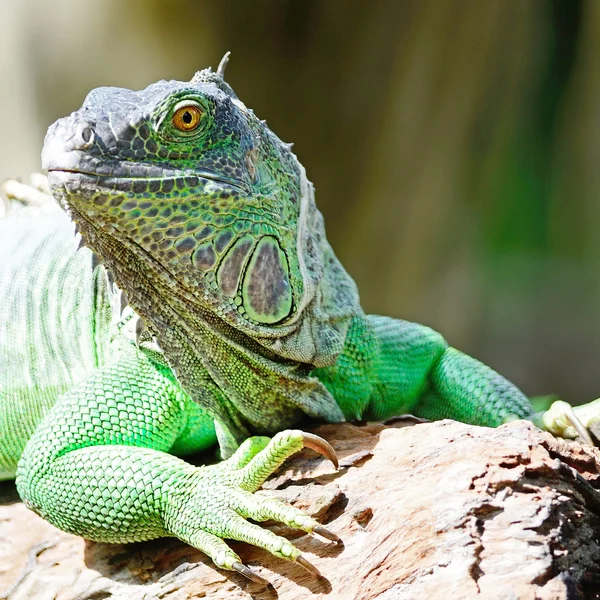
[72,202,351,447]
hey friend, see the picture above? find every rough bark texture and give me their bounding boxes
[2,420,600,600]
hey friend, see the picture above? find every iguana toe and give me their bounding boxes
[233,489,322,532]
[234,429,338,492]
[226,435,271,469]
[541,400,595,445]
[166,429,339,582]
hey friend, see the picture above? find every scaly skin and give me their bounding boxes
[0,208,113,479]
[2,56,598,583]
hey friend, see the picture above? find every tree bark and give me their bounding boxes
[2,420,600,600]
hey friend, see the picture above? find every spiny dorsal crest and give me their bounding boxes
[191,51,237,99]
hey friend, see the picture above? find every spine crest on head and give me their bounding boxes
[216,52,230,79]
[191,52,237,99]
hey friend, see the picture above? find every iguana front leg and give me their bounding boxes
[16,341,337,583]
[315,315,597,442]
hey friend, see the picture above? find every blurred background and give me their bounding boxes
[1,0,599,404]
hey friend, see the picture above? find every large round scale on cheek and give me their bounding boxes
[217,235,254,298]
[241,236,292,324]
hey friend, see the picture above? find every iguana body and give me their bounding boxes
[1,57,598,582]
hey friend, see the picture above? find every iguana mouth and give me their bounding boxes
[47,168,250,194]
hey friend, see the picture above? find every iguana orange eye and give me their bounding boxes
[172,104,203,131]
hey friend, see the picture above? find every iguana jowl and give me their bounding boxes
[2,55,599,584]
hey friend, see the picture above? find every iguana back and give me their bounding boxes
[0,208,112,478]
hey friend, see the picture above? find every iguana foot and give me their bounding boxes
[166,430,340,584]
[540,399,600,445]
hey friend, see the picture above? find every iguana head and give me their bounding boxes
[43,55,359,369]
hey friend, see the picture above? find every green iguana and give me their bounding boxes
[2,55,599,585]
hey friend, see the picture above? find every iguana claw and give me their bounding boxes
[232,553,324,586]
[561,405,594,446]
[313,525,343,544]
[301,432,339,468]
[296,555,324,578]
[232,561,270,586]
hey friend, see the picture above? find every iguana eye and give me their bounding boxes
[172,103,203,132]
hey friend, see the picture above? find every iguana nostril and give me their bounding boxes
[76,122,94,148]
